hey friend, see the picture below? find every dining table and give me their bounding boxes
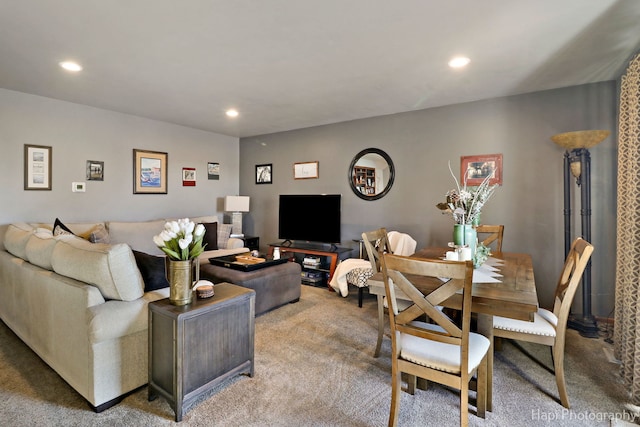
[367,247,539,411]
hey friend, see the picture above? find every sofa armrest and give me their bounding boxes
[227,237,245,249]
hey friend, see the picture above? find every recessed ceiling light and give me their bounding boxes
[226,109,239,118]
[448,57,470,69]
[59,61,83,72]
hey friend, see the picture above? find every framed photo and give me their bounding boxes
[460,153,503,186]
[182,167,196,186]
[24,144,52,190]
[86,160,104,181]
[133,149,168,194]
[207,162,220,180]
[293,161,319,179]
[256,163,272,184]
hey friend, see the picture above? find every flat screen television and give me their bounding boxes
[278,194,341,244]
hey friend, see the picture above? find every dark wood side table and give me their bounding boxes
[240,235,259,251]
[148,283,256,421]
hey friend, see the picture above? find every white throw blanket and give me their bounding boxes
[387,231,417,256]
[329,258,372,297]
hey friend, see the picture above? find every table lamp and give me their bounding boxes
[550,129,609,338]
[224,195,250,237]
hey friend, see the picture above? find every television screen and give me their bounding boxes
[278,194,341,244]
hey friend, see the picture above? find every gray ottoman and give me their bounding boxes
[200,261,301,316]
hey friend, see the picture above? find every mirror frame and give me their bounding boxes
[348,148,395,201]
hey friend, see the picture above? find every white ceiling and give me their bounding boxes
[1,0,639,138]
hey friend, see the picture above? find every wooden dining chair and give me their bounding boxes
[492,237,594,408]
[475,224,504,252]
[381,253,489,427]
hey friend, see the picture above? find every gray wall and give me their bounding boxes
[0,88,240,226]
[240,81,617,317]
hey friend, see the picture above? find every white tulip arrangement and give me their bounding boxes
[153,218,206,261]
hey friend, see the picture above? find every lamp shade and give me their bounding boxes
[224,196,250,212]
[550,130,610,150]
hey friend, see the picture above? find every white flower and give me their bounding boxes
[178,234,193,250]
[153,235,166,247]
[166,221,180,234]
[159,230,174,241]
[194,223,205,237]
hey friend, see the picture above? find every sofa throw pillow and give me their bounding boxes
[217,223,233,249]
[201,222,218,250]
[53,218,75,236]
[88,223,110,244]
[132,250,170,292]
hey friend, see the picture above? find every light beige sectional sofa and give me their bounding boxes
[0,215,247,411]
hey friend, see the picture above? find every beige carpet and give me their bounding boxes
[0,285,635,426]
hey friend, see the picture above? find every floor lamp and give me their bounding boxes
[551,130,609,338]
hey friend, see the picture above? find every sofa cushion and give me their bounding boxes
[4,223,34,260]
[24,228,57,270]
[51,238,144,301]
[202,222,218,250]
[132,250,170,292]
[107,219,166,256]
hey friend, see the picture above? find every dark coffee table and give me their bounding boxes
[209,253,288,271]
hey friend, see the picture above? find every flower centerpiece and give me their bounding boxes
[436,161,498,226]
[153,218,206,305]
[436,161,498,262]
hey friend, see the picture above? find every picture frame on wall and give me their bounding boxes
[256,163,272,184]
[182,167,196,186]
[86,160,104,181]
[293,161,319,179]
[460,153,503,186]
[133,149,168,194]
[24,144,52,190]
[207,162,220,180]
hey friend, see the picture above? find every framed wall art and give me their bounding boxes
[207,162,220,180]
[86,160,104,181]
[293,161,319,179]
[256,163,272,184]
[24,144,52,190]
[133,149,168,194]
[182,167,196,186]
[460,153,503,186]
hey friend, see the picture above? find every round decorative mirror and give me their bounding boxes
[348,148,395,201]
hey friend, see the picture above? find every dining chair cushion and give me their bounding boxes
[345,267,374,288]
[400,321,490,375]
[493,308,558,337]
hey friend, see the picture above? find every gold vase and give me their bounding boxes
[166,258,198,306]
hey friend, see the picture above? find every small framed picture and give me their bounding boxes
[24,144,52,190]
[182,167,196,186]
[207,162,220,180]
[460,153,503,186]
[293,161,319,179]
[86,160,104,181]
[256,163,272,184]
[133,149,168,194]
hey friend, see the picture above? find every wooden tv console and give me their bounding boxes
[267,243,352,287]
